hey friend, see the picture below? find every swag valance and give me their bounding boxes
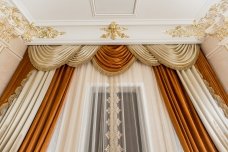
[28,44,199,75]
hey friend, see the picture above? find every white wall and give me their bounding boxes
[0,38,27,95]
[201,36,228,93]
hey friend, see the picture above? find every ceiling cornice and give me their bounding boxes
[6,0,225,45]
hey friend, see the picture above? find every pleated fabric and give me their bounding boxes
[195,51,228,105]
[0,70,55,152]
[153,65,218,152]
[177,66,228,151]
[92,45,136,75]
[18,65,74,152]
[48,61,183,152]
[0,52,34,117]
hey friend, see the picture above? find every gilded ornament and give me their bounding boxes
[101,22,129,40]
[0,0,64,42]
[167,0,228,41]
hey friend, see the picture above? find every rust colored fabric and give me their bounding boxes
[19,65,74,152]
[153,65,218,152]
[195,51,228,105]
[92,45,135,75]
[0,51,34,107]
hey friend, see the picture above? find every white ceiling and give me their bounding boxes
[12,0,218,44]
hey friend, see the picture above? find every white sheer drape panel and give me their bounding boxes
[145,44,199,70]
[177,66,228,152]
[0,70,55,152]
[67,46,100,67]
[28,45,81,71]
[48,61,183,152]
[127,45,159,66]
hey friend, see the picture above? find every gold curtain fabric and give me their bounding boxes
[195,51,228,105]
[28,45,200,75]
[19,65,74,152]
[153,65,218,152]
[92,45,136,75]
[146,44,199,70]
[0,52,34,116]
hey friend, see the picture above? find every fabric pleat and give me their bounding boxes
[0,51,34,117]
[92,45,136,75]
[127,45,160,66]
[177,66,228,151]
[153,65,218,152]
[67,45,100,67]
[28,45,81,71]
[0,70,55,152]
[195,51,228,105]
[18,65,74,152]
[48,61,183,152]
[146,44,199,70]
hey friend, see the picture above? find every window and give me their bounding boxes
[88,86,148,152]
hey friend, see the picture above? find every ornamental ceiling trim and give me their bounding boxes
[167,0,228,41]
[0,0,64,42]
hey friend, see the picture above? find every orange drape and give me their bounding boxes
[0,51,34,108]
[196,51,228,105]
[153,65,218,152]
[92,45,135,75]
[19,65,74,152]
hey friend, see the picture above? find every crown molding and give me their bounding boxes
[26,25,201,45]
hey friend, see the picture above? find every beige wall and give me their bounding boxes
[0,38,27,95]
[201,36,228,93]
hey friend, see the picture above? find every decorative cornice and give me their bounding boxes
[167,0,228,41]
[0,0,64,42]
[101,22,129,40]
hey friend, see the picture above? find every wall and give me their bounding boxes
[0,38,27,95]
[201,36,228,93]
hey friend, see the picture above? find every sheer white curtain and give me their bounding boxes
[0,70,55,152]
[48,61,183,152]
[177,66,228,152]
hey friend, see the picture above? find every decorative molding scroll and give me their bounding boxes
[101,22,129,40]
[167,0,228,41]
[0,0,64,42]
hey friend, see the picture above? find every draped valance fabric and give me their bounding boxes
[146,44,200,70]
[92,45,136,75]
[28,44,199,75]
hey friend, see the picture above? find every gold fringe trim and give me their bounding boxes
[91,57,136,76]
[145,45,200,70]
[0,70,35,117]
[196,67,228,118]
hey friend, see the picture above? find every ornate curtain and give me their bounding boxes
[47,61,183,152]
[153,65,217,152]
[1,44,227,152]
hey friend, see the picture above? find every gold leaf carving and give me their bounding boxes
[167,0,228,41]
[0,0,64,42]
[101,22,129,40]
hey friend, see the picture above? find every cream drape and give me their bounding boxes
[177,66,228,152]
[28,45,81,71]
[146,44,199,70]
[48,61,183,152]
[0,70,55,152]
[67,46,100,67]
[28,45,199,73]
[127,45,159,66]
